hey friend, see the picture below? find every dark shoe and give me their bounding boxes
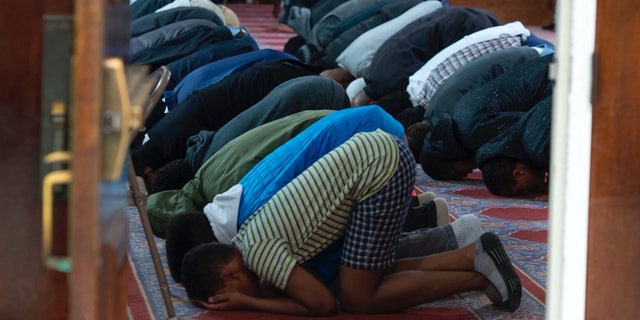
[410,191,435,207]
[403,197,449,232]
[477,232,522,312]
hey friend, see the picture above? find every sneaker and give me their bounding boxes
[410,191,436,207]
[403,197,450,231]
[475,232,522,312]
[433,198,450,226]
[417,191,436,205]
[403,201,438,232]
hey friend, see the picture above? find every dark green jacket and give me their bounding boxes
[146,110,333,237]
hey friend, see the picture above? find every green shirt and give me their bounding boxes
[146,110,334,237]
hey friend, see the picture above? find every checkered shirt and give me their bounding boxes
[341,134,416,270]
[413,35,523,108]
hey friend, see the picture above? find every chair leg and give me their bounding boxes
[272,0,281,18]
[128,159,176,318]
[126,64,174,317]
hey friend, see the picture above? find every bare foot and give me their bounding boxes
[320,68,355,89]
[266,23,295,33]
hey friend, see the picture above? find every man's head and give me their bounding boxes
[182,243,260,304]
[394,107,425,130]
[350,89,376,107]
[320,67,355,89]
[165,212,215,282]
[480,157,548,196]
[131,147,157,190]
[376,91,414,116]
[420,154,476,180]
[405,122,432,162]
[149,159,195,194]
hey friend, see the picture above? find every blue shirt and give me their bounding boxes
[163,49,297,110]
[235,105,404,285]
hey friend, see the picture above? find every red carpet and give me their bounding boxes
[227,3,297,51]
[127,167,548,320]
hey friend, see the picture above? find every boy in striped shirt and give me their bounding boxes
[181,129,521,315]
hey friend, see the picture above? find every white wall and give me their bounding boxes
[546,0,597,319]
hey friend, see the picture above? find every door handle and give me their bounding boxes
[42,151,72,272]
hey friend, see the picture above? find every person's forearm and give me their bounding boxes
[245,295,338,316]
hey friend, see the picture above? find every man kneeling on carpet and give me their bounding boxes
[177,129,522,316]
[164,105,483,306]
[147,106,440,238]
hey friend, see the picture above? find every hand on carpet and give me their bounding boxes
[266,23,296,33]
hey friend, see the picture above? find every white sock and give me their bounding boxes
[474,234,509,304]
[474,232,522,311]
[450,214,482,247]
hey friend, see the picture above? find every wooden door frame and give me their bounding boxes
[584,0,640,318]
[71,0,130,318]
[69,0,104,318]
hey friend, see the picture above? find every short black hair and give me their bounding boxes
[420,153,459,180]
[480,157,518,196]
[149,159,195,194]
[405,122,432,162]
[284,35,307,57]
[182,242,236,303]
[165,212,215,282]
[130,147,147,178]
[395,106,426,130]
[377,90,413,116]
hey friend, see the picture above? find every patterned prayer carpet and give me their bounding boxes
[126,167,548,320]
[227,2,297,52]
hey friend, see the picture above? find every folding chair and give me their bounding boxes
[126,65,176,318]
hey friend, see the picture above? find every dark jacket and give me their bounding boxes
[319,0,423,68]
[362,6,501,100]
[130,22,232,66]
[164,36,259,89]
[164,49,296,110]
[130,19,221,57]
[186,75,351,169]
[130,0,174,20]
[426,46,541,118]
[130,6,224,37]
[139,59,318,170]
[421,53,554,162]
[296,0,383,64]
[476,96,552,170]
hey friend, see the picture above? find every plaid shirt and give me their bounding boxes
[406,21,530,108]
[412,35,523,108]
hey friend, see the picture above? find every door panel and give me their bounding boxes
[586,0,640,319]
[0,0,70,318]
[445,0,556,25]
[0,0,130,318]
